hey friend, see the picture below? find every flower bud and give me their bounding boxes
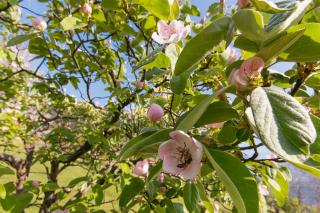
[115,79,121,88]
[32,18,47,31]
[132,160,149,176]
[157,173,165,182]
[159,186,166,193]
[147,104,164,122]
[206,122,224,129]
[200,16,206,25]
[31,180,41,188]
[238,0,250,8]
[136,81,145,89]
[258,183,269,196]
[82,3,92,16]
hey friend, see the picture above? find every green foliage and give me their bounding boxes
[0,0,320,212]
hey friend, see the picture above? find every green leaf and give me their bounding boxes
[234,35,259,52]
[0,164,15,176]
[119,177,144,207]
[13,193,34,213]
[0,184,5,199]
[196,181,214,213]
[265,0,312,41]
[280,23,320,62]
[133,47,164,71]
[256,29,305,65]
[60,16,87,31]
[310,115,320,154]
[119,129,171,160]
[133,0,179,20]
[204,147,259,213]
[143,53,170,70]
[7,33,37,47]
[232,9,265,44]
[250,87,316,156]
[176,86,233,131]
[251,0,293,13]
[183,182,200,213]
[266,171,289,207]
[28,37,49,56]
[305,72,320,90]
[101,0,119,10]
[147,160,163,181]
[171,17,232,94]
[218,125,238,145]
[195,101,239,127]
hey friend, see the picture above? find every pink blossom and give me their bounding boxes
[158,130,203,180]
[152,20,190,44]
[238,0,250,8]
[132,160,149,176]
[157,173,165,182]
[258,183,269,196]
[206,122,224,129]
[32,18,47,31]
[228,56,264,91]
[147,104,164,122]
[82,3,92,16]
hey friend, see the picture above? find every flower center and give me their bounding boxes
[176,143,192,168]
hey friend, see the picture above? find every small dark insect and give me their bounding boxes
[176,143,192,168]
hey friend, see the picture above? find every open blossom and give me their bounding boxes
[82,3,92,16]
[147,104,164,122]
[152,20,190,44]
[32,18,47,31]
[238,0,250,8]
[228,56,264,91]
[158,130,203,180]
[132,160,149,176]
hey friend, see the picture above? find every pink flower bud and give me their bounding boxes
[200,17,206,25]
[206,122,224,129]
[159,186,166,193]
[147,104,164,122]
[136,81,145,89]
[31,180,41,188]
[115,79,121,88]
[228,56,264,91]
[132,160,149,176]
[82,3,92,16]
[258,183,269,196]
[238,0,250,8]
[157,173,165,182]
[32,18,47,31]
